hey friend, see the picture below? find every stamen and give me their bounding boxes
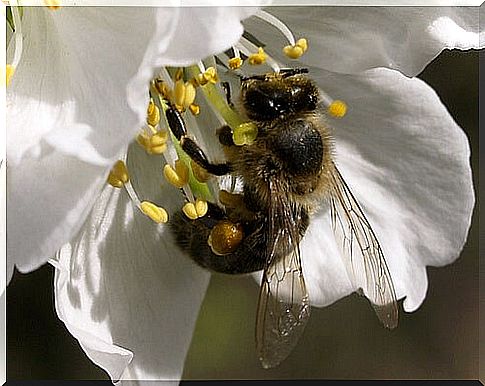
[163,159,189,188]
[7,5,23,86]
[140,201,168,224]
[107,160,130,188]
[236,39,280,73]
[248,47,267,66]
[182,198,208,220]
[255,10,296,46]
[228,57,243,70]
[158,67,174,89]
[147,99,161,126]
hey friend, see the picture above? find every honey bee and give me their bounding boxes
[168,68,398,368]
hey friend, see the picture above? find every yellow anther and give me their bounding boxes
[296,38,308,52]
[195,198,208,217]
[44,0,61,9]
[137,129,168,154]
[197,67,219,86]
[147,99,160,126]
[233,122,258,146]
[228,57,243,70]
[189,103,200,116]
[163,159,189,188]
[184,82,196,106]
[328,100,347,118]
[248,47,267,65]
[182,199,208,220]
[5,65,15,86]
[140,201,168,224]
[283,38,308,59]
[107,160,129,188]
[154,79,172,100]
[175,68,184,82]
[190,159,210,183]
[219,190,244,208]
[174,79,186,110]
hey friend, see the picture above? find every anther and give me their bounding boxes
[189,104,200,116]
[283,38,308,59]
[147,99,160,126]
[164,159,189,188]
[5,65,15,86]
[182,198,208,220]
[190,159,210,183]
[140,201,168,224]
[219,190,244,208]
[197,67,218,86]
[248,47,267,65]
[107,160,129,188]
[43,0,61,9]
[233,122,258,146]
[228,57,243,70]
[328,100,347,118]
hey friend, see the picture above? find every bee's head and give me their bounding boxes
[240,69,319,121]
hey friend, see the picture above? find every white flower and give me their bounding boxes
[7,5,481,383]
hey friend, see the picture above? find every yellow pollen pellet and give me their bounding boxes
[140,201,168,224]
[163,159,189,188]
[233,122,258,146]
[107,160,129,188]
[190,159,210,182]
[248,47,267,65]
[228,57,243,70]
[5,65,15,86]
[189,104,200,116]
[328,100,347,118]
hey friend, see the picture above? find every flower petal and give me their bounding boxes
[54,144,210,381]
[244,7,481,76]
[301,66,474,312]
[7,6,255,279]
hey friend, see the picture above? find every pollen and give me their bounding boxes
[189,103,200,116]
[5,65,15,86]
[197,67,219,86]
[248,47,267,65]
[107,160,129,188]
[140,201,168,224]
[233,122,258,146]
[190,159,210,182]
[174,80,197,112]
[228,57,243,70]
[146,99,160,126]
[208,220,244,256]
[138,129,168,155]
[164,159,189,188]
[182,198,208,220]
[328,100,347,118]
[283,38,308,59]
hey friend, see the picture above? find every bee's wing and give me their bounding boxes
[255,179,311,369]
[329,162,398,329]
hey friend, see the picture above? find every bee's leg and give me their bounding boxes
[165,105,232,176]
[170,202,267,274]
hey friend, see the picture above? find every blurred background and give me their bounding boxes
[7,48,479,381]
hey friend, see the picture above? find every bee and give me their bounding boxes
[168,68,398,368]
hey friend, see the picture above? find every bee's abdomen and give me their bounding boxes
[269,119,323,177]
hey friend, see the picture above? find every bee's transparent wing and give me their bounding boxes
[329,163,398,329]
[255,180,311,369]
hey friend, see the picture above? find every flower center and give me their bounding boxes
[107,11,347,238]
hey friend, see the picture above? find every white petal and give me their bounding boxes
[244,7,481,76]
[54,144,210,381]
[7,6,254,278]
[302,66,474,312]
